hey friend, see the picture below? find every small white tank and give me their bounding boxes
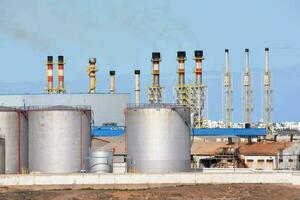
[89,149,113,173]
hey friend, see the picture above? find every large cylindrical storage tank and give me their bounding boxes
[0,107,28,174]
[89,149,113,173]
[0,138,5,174]
[126,104,191,173]
[28,106,91,173]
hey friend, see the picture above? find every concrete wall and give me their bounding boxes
[280,143,300,170]
[0,171,299,186]
[244,156,277,170]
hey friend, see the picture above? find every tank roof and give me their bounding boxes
[26,105,91,111]
[127,103,189,110]
[0,106,21,112]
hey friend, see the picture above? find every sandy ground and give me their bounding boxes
[0,184,300,200]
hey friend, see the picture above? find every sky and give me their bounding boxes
[0,0,300,122]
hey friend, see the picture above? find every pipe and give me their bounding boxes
[88,58,98,94]
[47,56,54,93]
[57,55,65,93]
[224,49,231,87]
[225,49,230,73]
[109,70,115,94]
[264,48,270,86]
[135,70,140,105]
[194,50,203,85]
[177,51,186,85]
[264,48,269,73]
[247,137,252,145]
[245,49,249,73]
[151,52,161,87]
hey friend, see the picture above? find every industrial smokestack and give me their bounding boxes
[88,58,98,94]
[177,51,186,85]
[225,49,230,73]
[263,47,272,129]
[109,70,115,94]
[264,48,269,72]
[135,70,141,105]
[224,49,233,128]
[57,55,65,93]
[148,52,163,103]
[46,56,54,93]
[194,50,204,84]
[151,52,161,86]
[243,48,252,124]
[245,49,250,73]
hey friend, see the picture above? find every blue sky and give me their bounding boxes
[0,0,300,122]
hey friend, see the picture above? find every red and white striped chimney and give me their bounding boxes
[57,55,65,93]
[47,56,54,93]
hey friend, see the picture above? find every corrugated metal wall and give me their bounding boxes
[0,93,130,126]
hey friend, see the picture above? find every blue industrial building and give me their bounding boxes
[92,126,125,136]
[191,128,267,138]
[91,126,267,138]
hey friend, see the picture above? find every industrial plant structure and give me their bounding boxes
[174,50,207,128]
[0,48,280,176]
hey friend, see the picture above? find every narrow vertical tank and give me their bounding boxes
[126,104,191,173]
[28,106,91,173]
[0,138,5,173]
[0,107,28,174]
[89,149,113,173]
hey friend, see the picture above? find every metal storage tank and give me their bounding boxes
[0,138,5,173]
[28,106,91,173]
[126,104,191,173]
[0,107,28,174]
[89,149,113,173]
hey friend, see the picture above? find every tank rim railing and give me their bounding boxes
[127,103,189,110]
[0,105,92,112]
[25,105,91,111]
[0,106,23,112]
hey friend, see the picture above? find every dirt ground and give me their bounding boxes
[0,184,300,200]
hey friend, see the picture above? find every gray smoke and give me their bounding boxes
[0,0,198,52]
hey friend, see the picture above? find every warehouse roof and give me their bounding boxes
[91,136,295,156]
[192,141,293,156]
[92,135,126,155]
[239,141,292,156]
[191,141,236,156]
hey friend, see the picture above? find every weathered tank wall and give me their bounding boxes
[28,107,91,173]
[127,104,191,173]
[0,138,5,174]
[0,109,28,173]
